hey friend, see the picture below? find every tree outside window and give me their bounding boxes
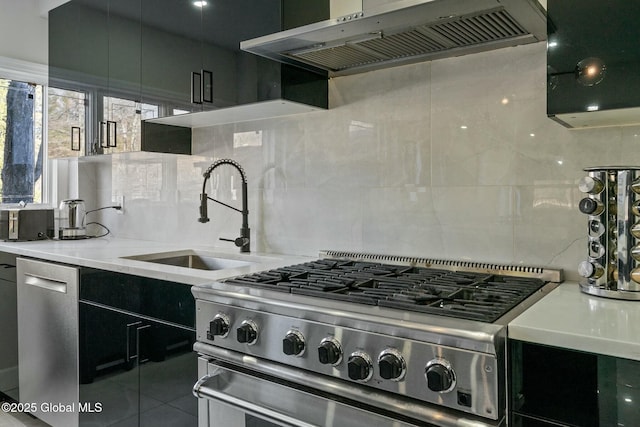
[0,78,43,203]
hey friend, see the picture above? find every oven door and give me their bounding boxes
[193,357,421,427]
[193,348,505,427]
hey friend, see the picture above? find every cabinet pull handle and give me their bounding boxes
[126,322,151,364]
[126,321,143,363]
[191,71,202,104]
[99,121,108,148]
[107,120,117,147]
[24,273,67,293]
[71,126,81,151]
[202,69,213,103]
[136,324,151,364]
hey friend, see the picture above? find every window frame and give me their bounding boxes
[0,55,49,206]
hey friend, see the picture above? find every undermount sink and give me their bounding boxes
[122,249,256,271]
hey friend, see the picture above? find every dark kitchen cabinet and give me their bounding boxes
[509,340,640,426]
[139,0,203,116]
[141,0,329,121]
[79,268,198,427]
[78,305,197,427]
[48,1,107,157]
[49,0,328,152]
[49,0,191,155]
[79,273,197,426]
[546,0,640,128]
[0,254,17,400]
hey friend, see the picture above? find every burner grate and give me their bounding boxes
[222,259,546,322]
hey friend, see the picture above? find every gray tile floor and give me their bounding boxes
[0,352,197,427]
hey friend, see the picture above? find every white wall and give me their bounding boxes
[0,0,50,65]
[85,41,638,282]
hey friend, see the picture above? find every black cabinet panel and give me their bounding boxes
[49,0,329,150]
[49,1,108,89]
[547,0,640,115]
[140,0,203,113]
[79,269,195,328]
[78,269,197,426]
[510,340,640,427]
[107,0,141,99]
[510,341,598,426]
[138,0,328,118]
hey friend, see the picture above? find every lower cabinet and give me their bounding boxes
[509,340,640,426]
[0,253,17,399]
[17,258,197,427]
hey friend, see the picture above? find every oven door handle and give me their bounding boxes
[193,368,316,427]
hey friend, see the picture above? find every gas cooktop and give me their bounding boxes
[222,258,547,323]
[193,251,563,424]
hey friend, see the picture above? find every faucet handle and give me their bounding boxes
[220,237,250,248]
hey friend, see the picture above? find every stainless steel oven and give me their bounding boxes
[194,353,427,427]
[192,251,563,427]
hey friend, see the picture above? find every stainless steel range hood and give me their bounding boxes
[241,0,546,77]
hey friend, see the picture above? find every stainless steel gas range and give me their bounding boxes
[192,251,562,427]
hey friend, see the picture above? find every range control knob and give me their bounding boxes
[318,338,342,365]
[378,349,406,381]
[236,320,258,345]
[347,351,373,382]
[207,314,230,340]
[283,330,305,356]
[425,359,456,393]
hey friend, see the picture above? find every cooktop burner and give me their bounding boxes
[222,259,546,322]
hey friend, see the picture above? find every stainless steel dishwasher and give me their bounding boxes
[17,257,80,427]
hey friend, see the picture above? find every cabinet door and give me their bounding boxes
[200,0,281,109]
[48,87,87,158]
[78,303,197,427]
[49,1,108,91]
[137,322,197,427]
[140,0,203,118]
[48,0,108,157]
[102,0,145,153]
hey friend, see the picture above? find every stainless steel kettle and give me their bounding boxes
[59,199,87,239]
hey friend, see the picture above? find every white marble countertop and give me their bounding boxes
[8,238,639,361]
[509,282,640,361]
[0,236,312,285]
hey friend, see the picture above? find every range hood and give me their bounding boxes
[241,0,547,77]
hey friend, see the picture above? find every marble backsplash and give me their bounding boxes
[77,41,640,282]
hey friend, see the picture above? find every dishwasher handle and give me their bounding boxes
[193,368,317,427]
[24,273,68,293]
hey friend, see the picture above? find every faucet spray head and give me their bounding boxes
[199,193,210,223]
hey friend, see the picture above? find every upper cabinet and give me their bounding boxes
[49,0,171,156]
[48,1,108,157]
[547,0,640,128]
[48,1,329,156]
[142,0,329,128]
[139,0,203,117]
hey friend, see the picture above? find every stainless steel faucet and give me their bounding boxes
[199,159,250,253]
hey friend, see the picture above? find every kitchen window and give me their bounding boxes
[0,78,44,204]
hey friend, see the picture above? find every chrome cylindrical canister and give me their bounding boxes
[578,167,640,300]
